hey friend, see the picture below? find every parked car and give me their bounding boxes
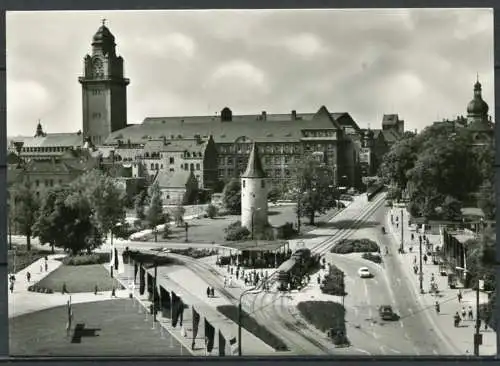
[358,267,372,278]
[379,305,395,321]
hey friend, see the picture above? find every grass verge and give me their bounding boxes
[33,264,124,293]
[216,305,289,351]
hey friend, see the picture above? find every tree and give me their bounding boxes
[146,181,165,242]
[172,205,186,226]
[73,170,127,250]
[206,204,218,219]
[477,181,495,220]
[32,187,65,253]
[294,158,337,225]
[12,179,39,251]
[267,185,281,204]
[222,179,241,214]
[134,190,147,221]
[440,196,463,221]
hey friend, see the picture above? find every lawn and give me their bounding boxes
[9,299,188,356]
[8,245,54,273]
[297,301,346,334]
[140,205,340,244]
[34,264,124,294]
[217,305,289,351]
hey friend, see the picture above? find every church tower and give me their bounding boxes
[241,143,268,234]
[78,20,129,146]
[466,76,494,144]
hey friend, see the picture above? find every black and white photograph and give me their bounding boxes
[6,8,496,357]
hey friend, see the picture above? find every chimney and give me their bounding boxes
[291,110,297,120]
[261,111,267,121]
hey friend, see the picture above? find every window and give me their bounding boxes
[184,163,189,170]
[167,195,170,199]
[227,157,233,165]
[261,180,265,188]
[169,157,174,164]
[196,163,200,170]
[92,112,102,119]
[169,168,174,172]
[285,169,291,177]
[161,164,164,169]
[151,163,154,169]
[36,192,40,198]
[265,157,271,164]
[190,163,194,171]
[274,169,281,177]
[186,152,191,158]
[45,180,49,186]
[243,180,246,188]
[218,169,225,177]
[50,179,54,187]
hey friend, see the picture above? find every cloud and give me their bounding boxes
[283,33,328,58]
[206,60,268,89]
[133,32,196,59]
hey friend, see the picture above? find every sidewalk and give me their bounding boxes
[8,254,128,318]
[386,207,496,355]
[112,258,276,356]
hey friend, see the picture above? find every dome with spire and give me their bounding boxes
[92,20,115,45]
[467,79,489,116]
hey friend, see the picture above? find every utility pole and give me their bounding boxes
[400,209,404,253]
[419,237,424,293]
[238,287,260,356]
[474,280,482,355]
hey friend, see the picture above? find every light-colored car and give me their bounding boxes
[358,267,372,278]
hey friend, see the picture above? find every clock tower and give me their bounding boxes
[78,20,129,146]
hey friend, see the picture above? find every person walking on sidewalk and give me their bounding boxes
[26,272,31,283]
[457,290,463,303]
[206,286,211,298]
[423,254,428,264]
[461,306,466,319]
[468,306,473,320]
[9,281,14,294]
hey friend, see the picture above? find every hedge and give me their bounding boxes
[320,264,346,296]
[331,238,379,254]
[361,252,383,264]
[61,253,111,266]
[297,301,349,346]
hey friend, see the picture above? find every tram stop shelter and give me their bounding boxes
[220,240,289,268]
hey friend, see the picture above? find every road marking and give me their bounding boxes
[354,348,371,355]
[363,281,369,299]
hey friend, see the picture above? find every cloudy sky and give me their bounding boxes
[6,8,494,137]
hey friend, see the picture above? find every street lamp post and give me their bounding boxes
[400,209,404,253]
[419,236,424,294]
[185,222,189,242]
[153,263,158,323]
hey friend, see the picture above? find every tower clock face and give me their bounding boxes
[93,58,104,77]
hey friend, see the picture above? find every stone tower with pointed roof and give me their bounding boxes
[79,20,130,146]
[241,142,268,233]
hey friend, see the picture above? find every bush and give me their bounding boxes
[224,221,250,241]
[61,253,111,266]
[362,252,382,264]
[217,305,288,351]
[206,204,218,219]
[168,248,217,259]
[331,238,379,254]
[277,222,296,239]
[320,265,346,296]
[297,301,348,346]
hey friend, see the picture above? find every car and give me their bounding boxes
[358,267,372,278]
[379,305,395,321]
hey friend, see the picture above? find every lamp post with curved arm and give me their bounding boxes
[238,286,264,356]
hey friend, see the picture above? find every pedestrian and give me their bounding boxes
[409,246,413,253]
[413,256,417,265]
[210,287,215,297]
[419,236,422,245]
[484,317,489,331]
[40,264,43,273]
[9,282,14,293]
[111,287,116,298]
[468,306,473,320]
[423,255,428,264]
[396,223,399,229]
[44,261,48,272]
[223,277,227,288]
[206,286,211,298]
[411,233,414,241]
[317,275,321,285]
[26,272,31,282]
[461,307,466,319]
[94,285,98,295]
[458,290,463,303]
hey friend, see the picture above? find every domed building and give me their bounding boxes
[466,77,494,145]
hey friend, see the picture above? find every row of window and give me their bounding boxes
[217,143,302,154]
[302,130,336,138]
[22,146,68,153]
[218,168,291,178]
[149,163,201,171]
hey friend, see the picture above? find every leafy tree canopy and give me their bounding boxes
[222,179,242,215]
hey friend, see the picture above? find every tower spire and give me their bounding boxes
[101,18,107,26]
[242,143,266,178]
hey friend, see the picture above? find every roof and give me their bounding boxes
[242,143,266,178]
[154,170,194,189]
[104,107,352,145]
[381,129,401,143]
[12,133,84,148]
[221,240,287,252]
[382,114,401,126]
